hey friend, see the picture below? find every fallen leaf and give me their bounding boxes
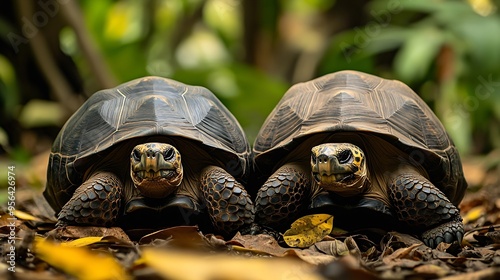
[140,248,324,280]
[463,205,486,224]
[285,248,337,265]
[319,255,379,280]
[47,226,131,242]
[313,240,350,257]
[383,243,422,265]
[345,236,362,258]
[34,237,130,280]
[414,264,449,277]
[138,226,213,250]
[439,267,500,280]
[283,214,334,248]
[14,209,42,222]
[229,233,289,256]
[61,236,105,247]
[0,214,22,232]
[60,236,131,248]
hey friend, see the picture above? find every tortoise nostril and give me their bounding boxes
[146,149,156,158]
[318,155,329,163]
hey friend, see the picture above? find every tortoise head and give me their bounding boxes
[311,143,368,195]
[130,143,183,198]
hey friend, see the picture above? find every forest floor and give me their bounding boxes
[1,150,499,280]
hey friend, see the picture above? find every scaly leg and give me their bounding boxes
[388,173,464,248]
[200,166,254,235]
[57,172,123,227]
[254,163,312,231]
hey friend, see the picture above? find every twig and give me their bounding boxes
[60,0,117,90]
[464,224,500,237]
[16,1,82,113]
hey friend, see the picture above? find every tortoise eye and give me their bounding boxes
[337,150,352,164]
[164,148,175,160]
[132,149,141,161]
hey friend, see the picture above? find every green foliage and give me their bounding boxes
[1,0,499,157]
[324,0,500,154]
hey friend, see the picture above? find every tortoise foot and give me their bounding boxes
[254,163,311,231]
[57,172,122,227]
[422,218,464,248]
[389,173,463,248]
[200,166,254,235]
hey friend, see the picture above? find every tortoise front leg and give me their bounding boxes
[57,172,123,227]
[388,173,464,248]
[200,166,254,235]
[254,163,312,232]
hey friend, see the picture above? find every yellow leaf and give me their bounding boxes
[35,237,130,280]
[61,236,104,247]
[463,205,486,224]
[14,210,41,222]
[283,214,334,248]
[141,248,323,280]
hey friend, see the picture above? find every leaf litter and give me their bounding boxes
[2,158,500,279]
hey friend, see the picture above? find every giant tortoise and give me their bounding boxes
[252,70,467,248]
[44,77,254,235]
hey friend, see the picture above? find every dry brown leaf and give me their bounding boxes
[140,248,324,280]
[229,233,289,256]
[284,214,334,248]
[312,240,350,257]
[138,225,212,249]
[319,255,379,280]
[345,236,362,258]
[414,264,449,277]
[47,226,131,242]
[35,237,130,280]
[383,243,422,265]
[285,248,336,265]
[440,267,500,280]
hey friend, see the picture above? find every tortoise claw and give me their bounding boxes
[422,218,464,248]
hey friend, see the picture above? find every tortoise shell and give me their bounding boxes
[253,70,467,205]
[44,76,250,212]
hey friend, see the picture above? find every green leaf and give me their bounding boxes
[394,27,444,83]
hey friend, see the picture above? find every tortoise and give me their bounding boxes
[43,76,254,235]
[252,70,467,248]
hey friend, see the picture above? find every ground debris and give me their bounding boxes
[1,157,499,279]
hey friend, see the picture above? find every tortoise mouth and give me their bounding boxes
[134,169,179,180]
[131,168,183,198]
[313,172,355,185]
[313,172,367,195]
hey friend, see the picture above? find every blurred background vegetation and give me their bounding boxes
[0,0,499,191]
